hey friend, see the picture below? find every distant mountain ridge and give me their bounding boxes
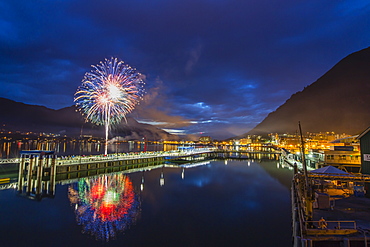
[0,97,179,141]
[246,46,370,136]
[3,47,370,140]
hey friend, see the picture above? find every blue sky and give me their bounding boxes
[0,0,369,139]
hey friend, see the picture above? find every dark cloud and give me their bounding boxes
[0,0,369,139]
[130,78,192,130]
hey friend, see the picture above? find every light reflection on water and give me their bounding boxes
[0,159,293,247]
[68,173,140,242]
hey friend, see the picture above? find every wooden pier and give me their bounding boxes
[15,149,215,199]
[0,147,281,200]
[292,169,370,247]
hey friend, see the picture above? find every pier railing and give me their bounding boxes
[291,176,309,240]
[292,173,361,243]
[305,220,357,230]
[304,220,358,236]
[56,148,216,165]
[0,148,217,165]
[0,147,283,165]
[0,158,19,164]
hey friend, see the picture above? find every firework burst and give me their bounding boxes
[74,57,145,154]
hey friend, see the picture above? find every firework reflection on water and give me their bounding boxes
[68,173,140,242]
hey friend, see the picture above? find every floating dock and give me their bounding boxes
[292,168,370,247]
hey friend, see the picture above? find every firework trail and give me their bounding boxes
[74,57,145,154]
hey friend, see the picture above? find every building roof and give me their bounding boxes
[357,126,370,139]
[329,135,359,143]
[310,165,352,176]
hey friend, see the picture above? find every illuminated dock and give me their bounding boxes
[0,147,281,199]
[13,148,215,199]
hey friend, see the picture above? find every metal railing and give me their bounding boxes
[0,158,20,164]
[0,148,216,165]
[0,147,274,166]
[305,220,357,230]
[55,149,215,166]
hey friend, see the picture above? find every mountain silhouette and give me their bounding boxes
[0,97,179,141]
[3,47,370,140]
[245,46,370,136]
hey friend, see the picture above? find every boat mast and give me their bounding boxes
[298,121,312,219]
[299,121,309,189]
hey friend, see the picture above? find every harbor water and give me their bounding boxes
[0,159,293,247]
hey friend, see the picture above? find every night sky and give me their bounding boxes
[1,1,369,139]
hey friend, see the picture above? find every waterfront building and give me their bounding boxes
[275,132,362,172]
[358,126,370,175]
[199,136,212,143]
[310,146,361,173]
[238,137,252,144]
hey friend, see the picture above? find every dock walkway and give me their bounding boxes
[313,196,370,230]
[0,148,215,165]
[292,172,370,247]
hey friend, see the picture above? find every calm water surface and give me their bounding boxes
[0,159,293,247]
